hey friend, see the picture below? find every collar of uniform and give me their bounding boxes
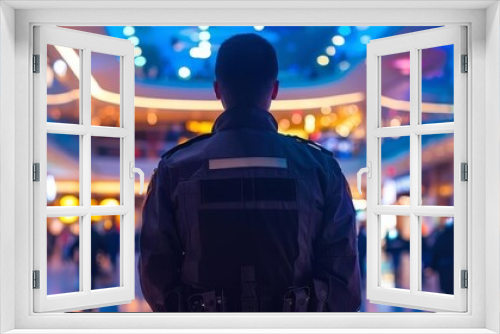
[212,106,278,133]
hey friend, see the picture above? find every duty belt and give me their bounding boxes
[241,265,258,312]
[187,290,226,312]
[283,286,310,312]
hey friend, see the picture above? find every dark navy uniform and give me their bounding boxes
[139,107,361,312]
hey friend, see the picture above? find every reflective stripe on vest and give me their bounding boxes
[209,157,287,170]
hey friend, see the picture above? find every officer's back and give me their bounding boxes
[139,33,361,312]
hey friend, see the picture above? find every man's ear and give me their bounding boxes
[271,80,280,100]
[214,81,221,100]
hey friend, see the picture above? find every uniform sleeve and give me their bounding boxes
[312,165,361,312]
[138,160,183,312]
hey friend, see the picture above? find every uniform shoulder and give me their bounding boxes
[160,133,213,161]
[287,135,333,157]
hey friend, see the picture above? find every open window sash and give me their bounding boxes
[33,26,135,312]
[365,26,467,312]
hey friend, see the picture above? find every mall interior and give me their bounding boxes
[44,26,455,312]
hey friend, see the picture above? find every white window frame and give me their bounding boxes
[365,26,467,312]
[1,1,499,333]
[33,25,136,313]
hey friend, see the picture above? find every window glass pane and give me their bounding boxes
[421,217,454,295]
[91,52,121,127]
[91,137,121,205]
[91,215,121,290]
[47,45,80,124]
[380,215,410,290]
[47,133,80,206]
[47,216,80,295]
[421,133,454,206]
[381,136,410,205]
[421,45,454,124]
[381,52,410,127]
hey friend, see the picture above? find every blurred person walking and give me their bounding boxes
[139,33,361,312]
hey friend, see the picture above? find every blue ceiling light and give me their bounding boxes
[198,26,209,31]
[199,41,211,49]
[190,46,211,59]
[326,46,336,56]
[254,26,265,31]
[360,35,371,44]
[134,56,147,67]
[128,36,140,46]
[339,61,350,71]
[198,31,211,41]
[332,35,345,46]
[178,66,191,79]
[123,26,135,36]
[317,55,329,66]
[338,26,351,36]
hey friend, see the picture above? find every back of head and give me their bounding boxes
[215,33,278,108]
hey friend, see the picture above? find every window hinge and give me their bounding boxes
[33,54,40,73]
[33,270,40,289]
[33,163,40,182]
[461,270,468,289]
[461,54,468,73]
[461,162,468,181]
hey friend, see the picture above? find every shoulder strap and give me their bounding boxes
[161,133,213,160]
[291,135,333,156]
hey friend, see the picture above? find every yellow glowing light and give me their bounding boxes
[48,218,64,235]
[321,106,331,115]
[278,119,291,131]
[336,125,350,137]
[304,114,316,133]
[60,216,79,224]
[104,219,113,230]
[147,112,158,125]
[91,215,102,222]
[284,129,308,139]
[60,195,79,206]
[320,116,332,127]
[317,55,330,66]
[390,118,402,127]
[438,184,453,197]
[100,198,119,206]
[291,113,303,125]
[186,121,213,134]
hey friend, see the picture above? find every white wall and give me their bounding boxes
[485,2,500,333]
[0,2,16,333]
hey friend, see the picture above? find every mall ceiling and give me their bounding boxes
[62,25,452,102]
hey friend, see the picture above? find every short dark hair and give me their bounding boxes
[215,33,278,106]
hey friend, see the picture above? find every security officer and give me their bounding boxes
[139,33,361,312]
